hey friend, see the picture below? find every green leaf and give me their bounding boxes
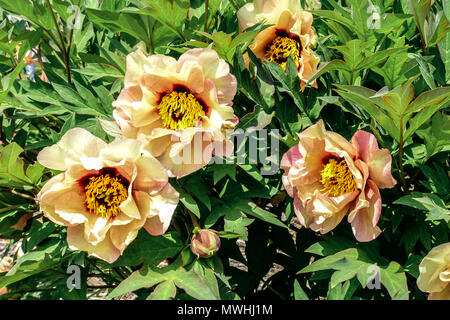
[406,86,450,115]
[147,280,177,300]
[293,279,309,300]
[395,192,450,223]
[312,10,355,32]
[416,112,450,160]
[0,143,32,186]
[298,249,360,274]
[110,231,184,267]
[178,189,201,218]
[107,262,219,300]
[138,0,189,41]
[438,32,450,84]
[86,9,149,43]
[379,261,409,300]
[234,200,286,229]
[356,46,409,71]
[334,85,400,142]
[327,279,359,300]
[74,63,124,81]
[307,60,348,85]
[406,0,431,44]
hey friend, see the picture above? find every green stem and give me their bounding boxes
[204,0,209,33]
[147,16,154,54]
[45,0,71,82]
[187,209,200,229]
[397,119,408,193]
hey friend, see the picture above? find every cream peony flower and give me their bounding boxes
[113,48,238,178]
[417,242,450,300]
[37,128,179,263]
[237,0,320,91]
[281,120,396,241]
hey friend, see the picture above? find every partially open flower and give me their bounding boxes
[417,242,450,300]
[237,0,320,91]
[37,128,179,263]
[113,48,238,178]
[281,120,396,241]
[190,229,221,258]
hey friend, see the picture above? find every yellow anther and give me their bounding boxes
[84,173,128,219]
[158,90,205,130]
[264,36,301,70]
[320,158,357,197]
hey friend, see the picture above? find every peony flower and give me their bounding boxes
[237,0,320,91]
[417,242,450,300]
[281,120,396,241]
[113,48,238,178]
[36,128,179,263]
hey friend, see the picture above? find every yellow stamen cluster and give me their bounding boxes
[320,158,357,197]
[84,174,128,219]
[158,91,205,130]
[265,36,301,70]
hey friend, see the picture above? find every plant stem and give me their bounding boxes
[204,0,209,33]
[187,209,200,229]
[45,0,71,83]
[11,189,36,201]
[397,119,409,193]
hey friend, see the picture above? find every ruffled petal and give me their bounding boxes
[38,173,88,227]
[352,130,397,189]
[133,153,169,193]
[135,184,179,236]
[67,224,121,264]
[37,128,107,171]
[281,145,303,197]
[348,179,382,242]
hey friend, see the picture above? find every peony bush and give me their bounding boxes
[0,0,449,300]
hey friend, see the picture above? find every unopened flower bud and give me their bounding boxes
[190,229,221,258]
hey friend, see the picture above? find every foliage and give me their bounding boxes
[0,0,448,300]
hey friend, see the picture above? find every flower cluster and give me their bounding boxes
[37,46,239,263]
[32,0,397,269]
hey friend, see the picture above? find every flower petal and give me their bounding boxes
[352,130,396,189]
[348,179,382,242]
[37,128,107,171]
[67,224,121,264]
[136,184,179,236]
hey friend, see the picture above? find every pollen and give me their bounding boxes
[264,36,301,70]
[84,173,128,220]
[320,158,357,197]
[157,90,206,130]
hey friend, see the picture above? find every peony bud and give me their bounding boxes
[190,229,221,258]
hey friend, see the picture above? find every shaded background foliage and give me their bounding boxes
[0,0,449,300]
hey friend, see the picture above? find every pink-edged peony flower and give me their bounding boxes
[237,0,320,91]
[417,242,450,300]
[113,48,238,178]
[281,120,396,242]
[37,128,179,263]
